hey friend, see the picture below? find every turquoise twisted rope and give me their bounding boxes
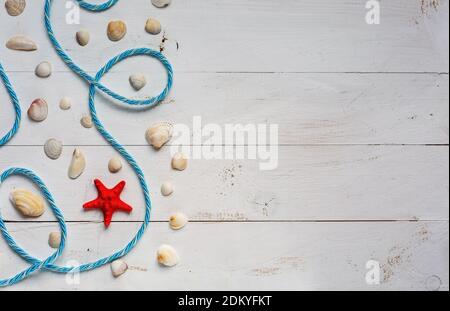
[0,0,173,286]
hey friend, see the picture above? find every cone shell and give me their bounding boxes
[145,122,173,149]
[6,35,37,51]
[107,20,127,42]
[5,0,26,16]
[10,189,45,218]
[27,98,48,122]
[68,148,86,179]
[157,244,180,267]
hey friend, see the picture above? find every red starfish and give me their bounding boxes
[83,179,133,228]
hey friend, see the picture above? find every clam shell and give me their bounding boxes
[169,212,188,230]
[161,181,174,196]
[171,152,188,171]
[35,61,52,78]
[10,189,45,218]
[68,148,86,179]
[111,260,128,278]
[157,244,179,267]
[5,0,26,16]
[107,20,127,42]
[76,29,90,46]
[108,157,122,173]
[145,18,162,35]
[80,115,93,128]
[145,122,173,149]
[59,97,72,110]
[48,232,61,249]
[129,73,146,91]
[27,98,48,122]
[5,35,37,51]
[44,138,63,160]
[152,0,171,8]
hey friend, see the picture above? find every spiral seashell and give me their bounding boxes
[157,244,180,267]
[27,98,48,122]
[145,122,173,149]
[44,138,63,160]
[10,189,45,218]
[5,0,26,16]
[5,35,37,51]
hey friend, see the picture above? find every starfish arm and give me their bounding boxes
[112,181,126,195]
[83,198,101,210]
[116,199,133,213]
[94,179,108,193]
[103,210,113,228]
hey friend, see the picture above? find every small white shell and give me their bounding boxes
[108,157,122,173]
[35,61,52,78]
[6,35,37,51]
[169,212,188,230]
[80,115,93,128]
[152,0,171,8]
[111,260,128,278]
[171,152,188,171]
[27,98,48,122]
[145,18,162,35]
[107,20,127,42]
[59,97,72,110]
[157,244,179,267]
[161,181,173,196]
[48,232,61,249]
[5,0,26,16]
[10,189,45,218]
[145,122,173,149]
[129,73,147,91]
[76,29,90,46]
[68,148,86,179]
[44,138,63,160]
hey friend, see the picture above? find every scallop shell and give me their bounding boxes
[10,189,45,218]
[169,212,188,230]
[152,0,171,8]
[111,260,128,278]
[80,115,93,128]
[5,0,26,16]
[171,152,188,171]
[59,97,72,110]
[35,61,52,78]
[68,148,86,179]
[48,232,61,249]
[27,98,48,122]
[44,138,63,160]
[5,35,37,51]
[145,18,161,35]
[161,181,173,196]
[145,122,173,149]
[76,29,90,46]
[129,73,146,91]
[107,20,127,42]
[108,157,122,173]
[157,244,179,267]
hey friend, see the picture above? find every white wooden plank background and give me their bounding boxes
[0,0,449,291]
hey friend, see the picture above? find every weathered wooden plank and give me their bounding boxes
[0,0,448,73]
[1,72,448,146]
[0,145,448,222]
[0,222,448,290]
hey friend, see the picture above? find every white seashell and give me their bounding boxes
[108,157,122,173]
[48,232,61,249]
[27,98,48,122]
[5,35,37,51]
[161,181,173,196]
[5,0,26,16]
[80,115,93,129]
[10,189,45,218]
[107,20,127,42]
[59,97,72,110]
[157,244,179,267]
[152,0,171,8]
[169,212,188,230]
[145,18,162,35]
[171,152,188,171]
[35,61,52,78]
[111,260,128,278]
[145,122,173,149]
[68,148,86,179]
[129,73,146,91]
[44,138,63,160]
[76,29,90,46]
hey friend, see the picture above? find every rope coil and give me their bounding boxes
[0,0,173,287]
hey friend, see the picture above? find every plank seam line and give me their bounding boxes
[3,220,449,224]
[3,144,450,147]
